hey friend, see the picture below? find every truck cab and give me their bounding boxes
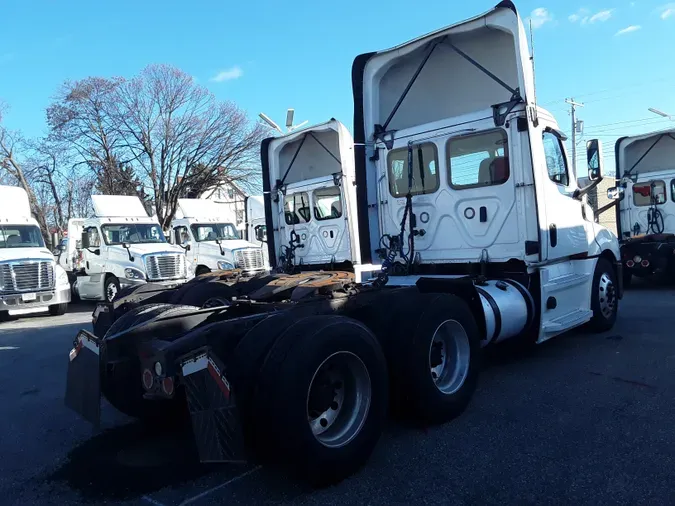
[0,185,71,319]
[353,0,621,341]
[262,119,362,272]
[171,198,268,277]
[74,195,189,301]
[610,128,675,284]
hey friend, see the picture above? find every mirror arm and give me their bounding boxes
[595,199,619,219]
[573,175,604,200]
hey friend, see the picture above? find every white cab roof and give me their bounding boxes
[92,195,148,218]
[0,185,32,219]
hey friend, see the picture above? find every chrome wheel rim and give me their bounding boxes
[598,272,616,319]
[106,282,118,302]
[429,319,471,395]
[306,351,371,448]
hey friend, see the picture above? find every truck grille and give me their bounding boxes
[234,248,265,271]
[144,254,185,281]
[0,260,55,293]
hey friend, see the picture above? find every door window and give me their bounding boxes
[387,143,439,197]
[447,130,509,189]
[284,193,311,225]
[542,132,569,186]
[174,226,190,245]
[633,180,666,206]
[313,187,343,221]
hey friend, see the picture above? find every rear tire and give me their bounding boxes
[386,293,481,425]
[588,258,618,333]
[175,280,236,308]
[254,315,388,487]
[48,303,68,316]
[195,265,211,276]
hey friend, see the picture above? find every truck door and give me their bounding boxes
[282,192,312,262]
[534,124,589,261]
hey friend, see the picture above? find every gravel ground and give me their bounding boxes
[1,284,674,506]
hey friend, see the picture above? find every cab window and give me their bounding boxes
[387,143,439,197]
[542,131,569,186]
[447,130,509,189]
[313,187,342,221]
[84,226,101,248]
[633,180,666,206]
[284,192,311,225]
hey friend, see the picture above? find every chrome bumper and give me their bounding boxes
[0,285,71,310]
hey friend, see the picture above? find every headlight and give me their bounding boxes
[55,265,69,290]
[217,260,234,270]
[124,268,145,280]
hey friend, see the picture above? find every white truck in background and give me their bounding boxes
[171,198,268,277]
[71,195,190,302]
[608,128,675,285]
[261,119,361,273]
[0,185,71,320]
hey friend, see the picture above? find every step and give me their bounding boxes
[541,308,593,333]
[542,273,590,291]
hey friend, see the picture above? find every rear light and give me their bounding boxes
[142,369,154,390]
[162,377,175,396]
[626,260,635,268]
[641,259,650,267]
[633,255,642,263]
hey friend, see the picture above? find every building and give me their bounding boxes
[578,173,618,235]
[200,180,248,234]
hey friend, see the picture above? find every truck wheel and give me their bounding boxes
[104,276,120,302]
[175,280,236,308]
[388,293,481,425]
[588,258,619,332]
[254,316,388,487]
[195,265,210,276]
[0,311,9,322]
[48,303,68,316]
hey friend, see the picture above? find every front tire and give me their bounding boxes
[588,258,619,332]
[48,303,68,316]
[104,276,121,302]
[254,315,388,487]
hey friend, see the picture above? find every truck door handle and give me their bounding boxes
[479,206,487,222]
[549,224,557,247]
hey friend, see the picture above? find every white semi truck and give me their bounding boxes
[170,198,268,276]
[66,1,623,487]
[72,195,190,302]
[0,185,71,320]
[261,119,361,273]
[608,128,675,285]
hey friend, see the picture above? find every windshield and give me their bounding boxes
[101,223,167,245]
[0,225,45,248]
[190,223,239,242]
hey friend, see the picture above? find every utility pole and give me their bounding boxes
[565,98,584,175]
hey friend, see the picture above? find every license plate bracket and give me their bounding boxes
[21,292,37,302]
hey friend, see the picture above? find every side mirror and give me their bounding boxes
[607,186,625,201]
[122,242,130,249]
[58,243,66,252]
[81,231,90,250]
[185,244,191,251]
[586,139,604,181]
[254,225,267,243]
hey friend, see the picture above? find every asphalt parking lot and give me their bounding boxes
[1,283,675,506]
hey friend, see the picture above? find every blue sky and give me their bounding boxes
[2,0,675,173]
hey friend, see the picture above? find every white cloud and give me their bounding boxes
[615,24,641,35]
[589,9,614,22]
[568,8,590,23]
[528,7,554,29]
[660,3,675,19]
[209,66,243,82]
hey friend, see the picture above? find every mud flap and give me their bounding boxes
[180,347,247,463]
[64,330,101,427]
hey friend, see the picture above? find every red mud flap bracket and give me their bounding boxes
[179,347,247,464]
[64,330,102,427]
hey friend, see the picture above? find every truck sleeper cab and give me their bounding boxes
[171,198,268,278]
[65,1,622,489]
[0,185,71,319]
[261,119,363,273]
[610,129,675,285]
[74,195,189,302]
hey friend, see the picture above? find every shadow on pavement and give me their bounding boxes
[46,422,222,501]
